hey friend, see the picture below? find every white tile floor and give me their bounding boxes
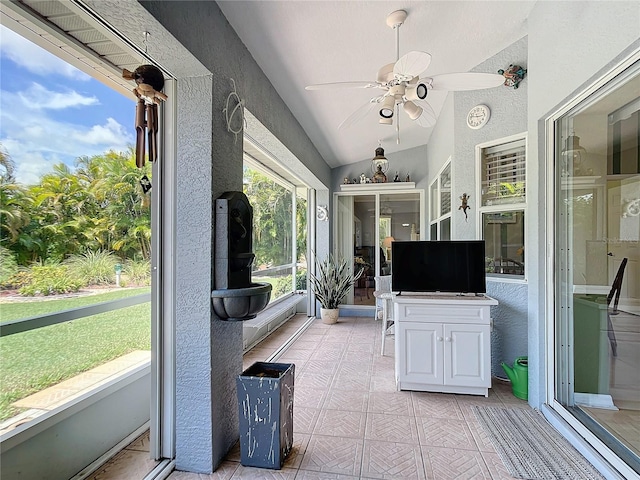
[167,315,531,479]
[94,314,620,479]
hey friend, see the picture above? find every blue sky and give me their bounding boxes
[0,25,135,185]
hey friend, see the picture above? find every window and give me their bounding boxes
[243,154,307,303]
[429,159,452,240]
[477,135,526,277]
[0,25,153,438]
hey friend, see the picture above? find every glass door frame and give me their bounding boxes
[544,47,640,479]
[333,186,425,304]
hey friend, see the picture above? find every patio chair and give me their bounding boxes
[374,275,394,355]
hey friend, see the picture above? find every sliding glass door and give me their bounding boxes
[552,55,639,475]
[334,188,423,306]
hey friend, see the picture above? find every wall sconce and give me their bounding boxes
[316,205,329,221]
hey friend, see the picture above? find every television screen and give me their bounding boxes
[391,240,486,294]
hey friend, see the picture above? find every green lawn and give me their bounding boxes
[0,288,151,422]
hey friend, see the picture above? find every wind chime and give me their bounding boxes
[121,33,168,200]
[122,63,167,169]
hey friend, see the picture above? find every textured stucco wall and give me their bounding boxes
[425,93,456,186]
[136,0,331,471]
[453,36,528,240]
[526,1,640,408]
[453,37,529,378]
[174,76,218,471]
[134,1,330,472]
[487,280,528,377]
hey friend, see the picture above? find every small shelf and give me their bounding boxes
[340,182,415,192]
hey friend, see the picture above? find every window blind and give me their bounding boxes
[481,138,526,206]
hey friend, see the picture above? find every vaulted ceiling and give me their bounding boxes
[4,0,536,170]
[217,1,536,167]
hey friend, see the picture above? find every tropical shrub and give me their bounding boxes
[124,259,151,286]
[295,270,307,290]
[65,250,118,286]
[0,246,18,286]
[272,275,293,298]
[18,264,82,296]
[1,270,30,290]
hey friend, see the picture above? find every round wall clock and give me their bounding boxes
[467,104,491,129]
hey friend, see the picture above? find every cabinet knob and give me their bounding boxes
[445,337,452,342]
[437,336,443,342]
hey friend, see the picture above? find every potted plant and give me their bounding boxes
[309,253,363,324]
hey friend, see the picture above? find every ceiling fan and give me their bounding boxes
[305,10,505,136]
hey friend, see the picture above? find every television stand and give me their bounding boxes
[392,294,498,396]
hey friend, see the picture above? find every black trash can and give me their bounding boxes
[236,362,295,469]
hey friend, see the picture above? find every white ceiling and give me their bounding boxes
[217,1,536,168]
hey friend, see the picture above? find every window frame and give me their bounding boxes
[476,133,528,281]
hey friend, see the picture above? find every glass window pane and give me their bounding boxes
[483,211,525,276]
[243,166,294,302]
[440,163,452,215]
[554,60,640,462]
[353,195,376,306]
[440,217,451,241]
[1,291,151,423]
[430,180,438,220]
[0,29,151,430]
[296,192,307,292]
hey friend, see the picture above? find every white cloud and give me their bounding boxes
[0,25,90,81]
[1,94,134,184]
[71,118,133,146]
[12,150,57,186]
[18,83,99,110]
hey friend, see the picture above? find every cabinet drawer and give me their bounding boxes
[400,304,490,324]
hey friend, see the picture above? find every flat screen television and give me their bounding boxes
[391,240,486,294]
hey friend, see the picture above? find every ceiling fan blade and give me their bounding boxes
[305,81,380,90]
[338,96,383,130]
[412,99,437,127]
[393,51,432,79]
[427,72,505,91]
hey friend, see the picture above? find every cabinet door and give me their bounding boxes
[397,321,443,385]
[443,323,490,388]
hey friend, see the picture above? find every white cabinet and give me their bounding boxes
[393,294,498,396]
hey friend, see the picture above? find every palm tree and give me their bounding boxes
[0,145,16,183]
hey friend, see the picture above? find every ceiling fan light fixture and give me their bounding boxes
[379,95,395,118]
[405,82,428,101]
[403,101,423,120]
